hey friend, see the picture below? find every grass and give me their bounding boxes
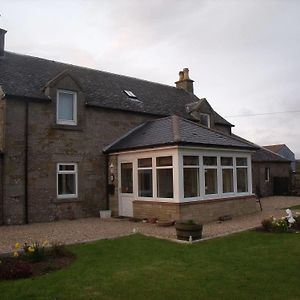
[0,231,300,300]
[285,204,300,210]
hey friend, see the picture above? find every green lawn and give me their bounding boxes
[1,232,300,300]
[286,204,300,210]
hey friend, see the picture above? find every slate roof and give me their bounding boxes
[252,147,290,162]
[263,144,285,154]
[0,51,232,125]
[103,115,257,153]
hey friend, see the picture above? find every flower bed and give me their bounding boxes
[261,214,300,233]
[0,241,75,281]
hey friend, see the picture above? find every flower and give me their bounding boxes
[15,242,21,249]
[13,251,19,257]
[28,246,35,253]
[42,240,49,247]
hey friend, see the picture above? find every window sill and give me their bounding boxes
[52,124,83,131]
[53,197,81,204]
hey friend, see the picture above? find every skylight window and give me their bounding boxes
[124,90,137,98]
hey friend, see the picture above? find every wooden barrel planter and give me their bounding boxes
[175,221,203,241]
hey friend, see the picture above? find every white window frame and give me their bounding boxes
[179,150,252,201]
[156,156,174,199]
[203,156,218,196]
[221,157,234,194]
[183,156,200,198]
[236,157,249,194]
[137,158,153,198]
[57,163,78,199]
[56,89,77,125]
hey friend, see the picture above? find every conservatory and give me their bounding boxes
[104,116,258,223]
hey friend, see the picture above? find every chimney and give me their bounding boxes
[175,68,194,93]
[0,28,7,57]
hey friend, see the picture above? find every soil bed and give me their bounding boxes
[0,250,75,280]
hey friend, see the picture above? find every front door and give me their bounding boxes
[119,162,134,217]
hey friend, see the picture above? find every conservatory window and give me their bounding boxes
[236,157,248,193]
[221,157,234,193]
[183,156,200,198]
[204,156,218,195]
[156,156,173,198]
[138,158,153,197]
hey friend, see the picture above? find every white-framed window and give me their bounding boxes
[56,90,77,125]
[183,156,200,198]
[199,113,210,128]
[265,167,270,182]
[156,156,173,198]
[221,157,234,193]
[204,156,218,195]
[236,157,248,193]
[57,163,78,199]
[138,158,153,197]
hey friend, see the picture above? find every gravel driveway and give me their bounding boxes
[1,196,300,254]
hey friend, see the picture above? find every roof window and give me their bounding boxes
[124,90,137,98]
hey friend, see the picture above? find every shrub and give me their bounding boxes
[262,218,273,232]
[49,242,71,258]
[23,242,46,262]
[0,259,33,280]
[292,215,300,230]
[261,217,289,233]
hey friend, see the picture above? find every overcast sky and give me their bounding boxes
[1,0,300,157]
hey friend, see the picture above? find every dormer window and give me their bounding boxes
[199,113,210,128]
[57,90,77,125]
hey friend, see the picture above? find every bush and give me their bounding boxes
[292,215,300,230]
[261,217,289,233]
[0,259,33,280]
[262,218,273,232]
[23,242,46,262]
[49,242,71,258]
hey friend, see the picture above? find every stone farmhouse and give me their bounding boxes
[0,28,260,225]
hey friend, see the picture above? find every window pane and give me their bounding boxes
[200,114,210,127]
[58,92,74,121]
[236,157,248,166]
[138,169,153,197]
[138,158,152,168]
[157,169,173,198]
[237,168,248,192]
[205,169,218,194]
[221,157,233,166]
[183,156,199,166]
[121,163,133,193]
[156,156,172,167]
[265,167,270,181]
[203,156,217,166]
[222,169,233,193]
[59,164,75,171]
[58,174,75,195]
[184,168,199,198]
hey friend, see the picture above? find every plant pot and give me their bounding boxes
[175,221,203,241]
[99,210,111,219]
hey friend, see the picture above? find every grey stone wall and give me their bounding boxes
[2,75,155,224]
[252,162,291,197]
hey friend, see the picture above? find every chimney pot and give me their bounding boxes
[183,68,190,80]
[175,68,194,93]
[179,71,184,81]
[0,28,7,57]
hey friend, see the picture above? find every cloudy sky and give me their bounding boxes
[1,0,300,157]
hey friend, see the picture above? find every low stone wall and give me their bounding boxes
[133,201,180,221]
[133,195,258,223]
